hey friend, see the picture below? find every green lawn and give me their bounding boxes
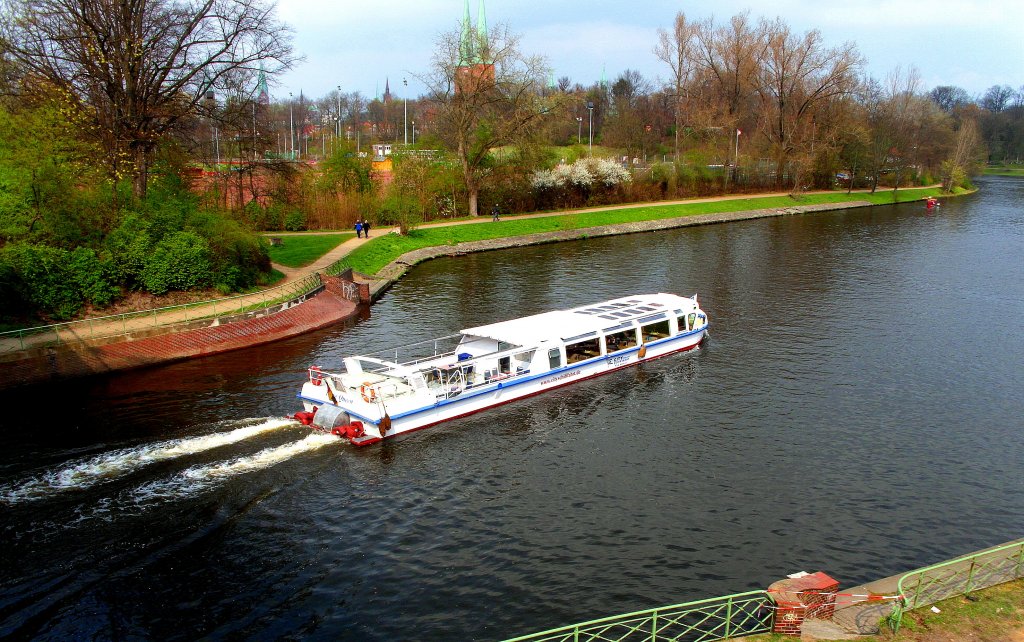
[338,187,948,276]
[983,165,1024,176]
[266,233,353,268]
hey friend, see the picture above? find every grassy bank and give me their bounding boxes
[743,578,1024,641]
[341,187,949,276]
[267,233,352,268]
[983,164,1024,177]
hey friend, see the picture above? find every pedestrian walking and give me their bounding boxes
[363,219,371,237]
[354,219,363,238]
[491,204,500,221]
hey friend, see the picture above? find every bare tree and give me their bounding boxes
[654,11,700,159]
[1,0,295,200]
[929,85,971,113]
[755,19,861,189]
[425,23,557,217]
[694,12,765,121]
[980,85,1016,113]
[941,118,981,191]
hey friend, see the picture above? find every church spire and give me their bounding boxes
[459,0,475,65]
[476,0,488,61]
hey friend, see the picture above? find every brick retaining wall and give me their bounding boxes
[0,276,359,389]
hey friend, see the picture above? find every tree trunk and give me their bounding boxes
[468,186,479,217]
[132,146,149,201]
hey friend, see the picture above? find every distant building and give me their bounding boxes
[456,0,495,93]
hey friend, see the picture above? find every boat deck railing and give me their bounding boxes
[360,336,528,373]
[360,335,464,368]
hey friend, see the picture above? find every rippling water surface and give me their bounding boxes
[2,178,1023,640]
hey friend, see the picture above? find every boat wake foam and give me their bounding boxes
[131,432,338,503]
[0,418,295,504]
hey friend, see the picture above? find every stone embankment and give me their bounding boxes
[366,201,873,299]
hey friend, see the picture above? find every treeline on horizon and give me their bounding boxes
[0,1,1018,325]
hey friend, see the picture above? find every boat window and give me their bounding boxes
[604,328,638,353]
[676,315,688,333]
[565,338,601,364]
[499,356,511,374]
[514,351,534,373]
[563,332,597,343]
[638,313,666,324]
[641,320,671,342]
[688,313,696,330]
[548,348,562,369]
[602,322,633,333]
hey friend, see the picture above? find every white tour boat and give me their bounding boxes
[294,293,708,445]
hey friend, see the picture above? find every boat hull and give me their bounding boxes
[298,328,706,445]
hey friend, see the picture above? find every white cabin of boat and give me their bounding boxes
[299,293,708,442]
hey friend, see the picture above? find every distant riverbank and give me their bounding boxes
[350,186,965,300]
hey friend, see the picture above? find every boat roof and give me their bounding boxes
[461,293,699,346]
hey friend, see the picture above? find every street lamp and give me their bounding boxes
[289,92,294,159]
[576,116,582,145]
[412,120,416,145]
[403,78,408,146]
[587,102,594,155]
[734,128,741,180]
[336,85,342,138]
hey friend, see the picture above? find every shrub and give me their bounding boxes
[67,247,118,307]
[186,212,270,291]
[105,212,153,287]
[141,231,212,295]
[0,243,117,319]
[284,210,307,231]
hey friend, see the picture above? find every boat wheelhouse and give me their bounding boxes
[296,293,708,445]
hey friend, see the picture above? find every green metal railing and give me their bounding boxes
[0,273,324,354]
[503,591,774,642]
[887,539,1024,632]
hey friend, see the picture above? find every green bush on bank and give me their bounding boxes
[140,231,212,295]
[0,243,118,319]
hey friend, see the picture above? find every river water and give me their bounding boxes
[2,178,1023,640]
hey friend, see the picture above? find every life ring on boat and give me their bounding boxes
[309,366,323,386]
[360,382,378,403]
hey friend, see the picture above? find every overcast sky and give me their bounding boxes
[272,0,1023,101]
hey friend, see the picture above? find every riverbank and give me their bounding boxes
[0,185,968,387]
[354,186,962,301]
[744,579,1024,641]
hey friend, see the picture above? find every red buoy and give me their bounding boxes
[346,421,365,439]
[293,411,316,425]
